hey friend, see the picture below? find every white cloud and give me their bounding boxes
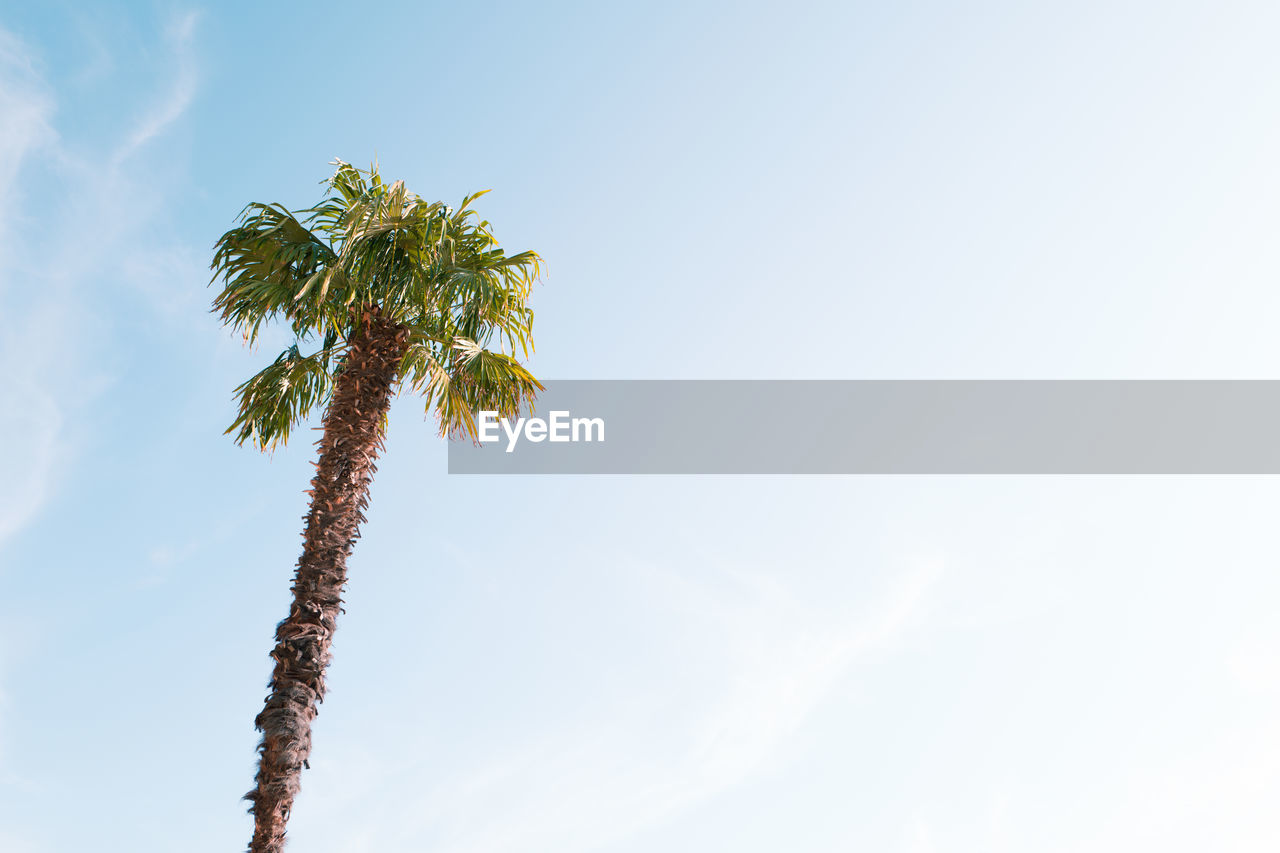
[0,15,204,817]
[301,557,941,853]
[0,30,54,192]
[114,10,200,164]
[678,558,940,797]
[0,12,201,552]
[0,340,64,545]
[0,30,61,548]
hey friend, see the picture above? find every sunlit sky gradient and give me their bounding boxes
[2,2,1280,851]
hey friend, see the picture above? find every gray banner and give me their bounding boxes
[446,380,1280,474]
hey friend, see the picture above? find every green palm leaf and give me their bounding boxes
[211,159,543,449]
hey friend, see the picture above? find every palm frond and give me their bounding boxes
[211,204,340,345]
[226,341,343,450]
[212,159,544,449]
[432,346,543,441]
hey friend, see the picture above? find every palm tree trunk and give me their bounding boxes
[246,315,408,853]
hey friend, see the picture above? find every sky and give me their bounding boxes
[1,1,1280,851]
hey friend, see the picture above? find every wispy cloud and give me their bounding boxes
[0,11,202,551]
[655,557,941,806]
[0,29,60,547]
[113,10,200,164]
[0,36,54,277]
[302,556,941,853]
[455,558,937,853]
[0,14,203,802]
[0,334,64,546]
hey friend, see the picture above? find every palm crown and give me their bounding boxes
[211,159,542,449]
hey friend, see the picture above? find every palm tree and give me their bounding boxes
[211,160,542,853]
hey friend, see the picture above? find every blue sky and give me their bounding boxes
[2,2,1280,851]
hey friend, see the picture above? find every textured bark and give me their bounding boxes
[246,314,408,853]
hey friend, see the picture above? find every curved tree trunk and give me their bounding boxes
[246,315,408,853]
